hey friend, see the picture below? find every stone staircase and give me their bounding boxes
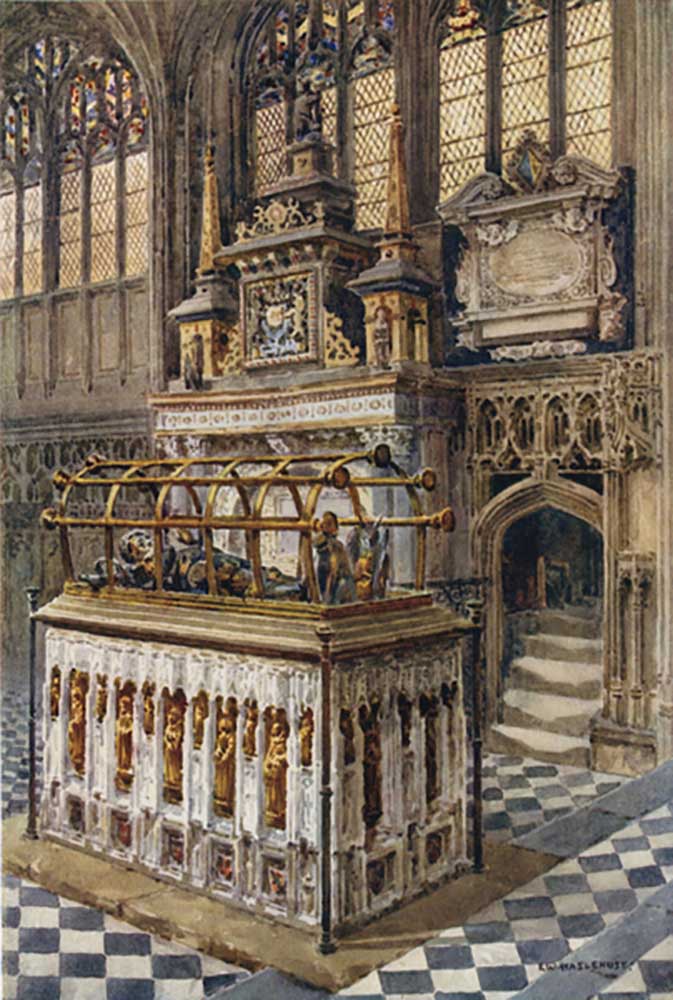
[488,605,603,767]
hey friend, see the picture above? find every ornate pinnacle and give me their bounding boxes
[197,144,222,276]
[383,102,412,240]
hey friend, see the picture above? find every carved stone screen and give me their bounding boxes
[59,168,82,289]
[125,150,148,277]
[501,14,550,161]
[0,186,15,300]
[255,101,287,194]
[90,160,116,283]
[22,183,43,296]
[353,67,394,230]
[439,33,487,200]
[565,0,612,167]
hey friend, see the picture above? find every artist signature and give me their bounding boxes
[539,959,632,975]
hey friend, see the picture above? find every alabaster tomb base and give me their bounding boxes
[36,593,469,933]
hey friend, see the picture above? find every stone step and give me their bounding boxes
[522,632,602,664]
[502,688,601,738]
[532,608,601,639]
[487,723,591,768]
[510,655,603,700]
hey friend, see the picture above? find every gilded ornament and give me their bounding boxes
[115,686,135,792]
[94,675,108,723]
[214,698,238,818]
[243,699,259,757]
[299,707,314,767]
[50,667,61,719]
[163,694,186,803]
[193,691,209,750]
[142,682,155,736]
[263,710,289,829]
[359,702,383,829]
[67,672,88,776]
[339,709,356,765]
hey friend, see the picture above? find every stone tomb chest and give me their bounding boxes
[36,445,471,944]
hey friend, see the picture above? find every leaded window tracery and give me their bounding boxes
[249,0,396,231]
[0,36,150,301]
[439,0,613,200]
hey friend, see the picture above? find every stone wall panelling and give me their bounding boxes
[0,311,16,389]
[127,283,149,371]
[92,288,120,375]
[23,302,45,384]
[57,296,82,379]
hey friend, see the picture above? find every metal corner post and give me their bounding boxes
[465,597,485,874]
[316,623,337,954]
[25,586,40,840]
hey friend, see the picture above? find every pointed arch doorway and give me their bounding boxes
[472,477,604,762]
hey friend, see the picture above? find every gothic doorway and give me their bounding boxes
[471,477,605,765]
[495,510,604,765]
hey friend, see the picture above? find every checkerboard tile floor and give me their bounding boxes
[1,872,251,1000]
[470,756,626,843]
[593,934,673,999]
[1,687,44,819]
[337,800,673,1000]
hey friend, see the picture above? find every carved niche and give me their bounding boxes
[438,133,628,359]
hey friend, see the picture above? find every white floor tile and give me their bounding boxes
[18,952,59,977]
[18,906,60,928]
[338,970,382,995]
[470,941,521,967]
[105,954,153,979]
[552,892,598,916]
[430,967,481,992]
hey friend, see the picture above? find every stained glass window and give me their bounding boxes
[321,86,338,149]
[1,37,150,300]
[566,0,612,166]
[90,160,117,283]
[439,32,487,199]
[59,165,82,289]
[125,151,148,277]
[22,182,42,295]
[0,181,16,300]
[353,67,394,230]
[255,101,287,193]
[501,13,550,158]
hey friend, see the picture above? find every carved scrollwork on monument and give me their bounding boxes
[467,353,661,483]
[67,670,89,776]
[163,690,186,804]
[214,697,238,818]
[323,310,360,368]
[235,197,325,242]
[263,708,289,830]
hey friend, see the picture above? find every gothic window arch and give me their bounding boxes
[249,0,396,231]
[0,36,150,302]
[439,0,612,201]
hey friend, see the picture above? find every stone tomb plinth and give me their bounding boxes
[36,593,470,939]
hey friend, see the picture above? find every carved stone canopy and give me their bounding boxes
[437,141,627,359]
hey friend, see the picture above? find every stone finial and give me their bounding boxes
[197,145,223,276]
[383,103,411,240]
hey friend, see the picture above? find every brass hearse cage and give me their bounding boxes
[41,443,455,613]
